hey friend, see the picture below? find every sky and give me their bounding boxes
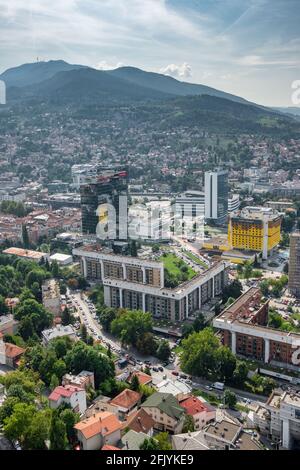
[0,0,299,106]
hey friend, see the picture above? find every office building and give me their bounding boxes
[228,206,281,260]
[213,287,300,370]
[205,170,228,224]
[73,244,228,321]
[80,166,128,244]
[288,231,300,298]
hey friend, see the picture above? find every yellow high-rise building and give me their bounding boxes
[228,206,281,260]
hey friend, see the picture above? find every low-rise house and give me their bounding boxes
[128,370,152,387]
[41,325,77,345]
[49,385,87,414]
[156,379,191,401]
[0,334,25,368]
[180,396,216,430]
[74,411,122,450]
[121,430,148,450]
[172,431,211,451]
[141,392,186,434]
[84,395,119,418]
[122,408,155,436]
[110,389,141,421]
[62,371,95,390]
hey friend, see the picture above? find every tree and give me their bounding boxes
[182,323,194,338]
[60,408,79,443]
[156,340,171,362]
[111,309,153,347]
[155,432,172,450]
[193,313,205,332]
[98,307,117,332]
[139,437,159,450]
[49,411,68,450]
[129,240,138,257]
[136,332,157,355]
[130,374,140,392]
[80,324,88,343]
[61,306,74,326]
[50,374,59,390]
[222,280,243,303]
[216,346,236,381]
[51,260,60,279]
[182,414,195,433]
[232,361,249,386]
[24,409,51,450]
[224,389,237,409]
[22,224,30,248]
[3,403,36,444]
[180,328,219,378]
[0,294,9,315]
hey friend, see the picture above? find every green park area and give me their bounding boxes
[160,253,196,288]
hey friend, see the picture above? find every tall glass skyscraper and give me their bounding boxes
[80,166,128,244]
[204,170,229,225]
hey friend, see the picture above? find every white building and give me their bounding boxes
[49,253,73,266]
[204,170,228,224]
[156,379,191,401]
[41,325,77,345]
[49,385,87,414]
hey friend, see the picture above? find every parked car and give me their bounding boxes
[172,371,179,376]
[158,366,164,372]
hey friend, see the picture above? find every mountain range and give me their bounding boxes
[0,60,299,137]
[0,60,258,106]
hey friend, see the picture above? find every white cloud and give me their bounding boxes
[96,60,124,70]
[160,62,192,79]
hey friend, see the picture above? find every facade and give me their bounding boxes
[204,170,229,224]
[228,194,240,213]
[49,385,87,414]
[253,390,300,449]
[141,392,186,434]
[179,396,216,430]
[62,371,95,390]
[109,389,141,421]
[42,279,61,316]
[228,206,281,260]
[49,253,73,266]
[73,244,228,321]
[213,287,300,369]
[0,334,25,368]
[80,166,128,240]
[288,231,300,298]
[74,411,122,451]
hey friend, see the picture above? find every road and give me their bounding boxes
[68,290,268,408]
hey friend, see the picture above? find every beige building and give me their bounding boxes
[141,392,185,434]
[74,411,122,450]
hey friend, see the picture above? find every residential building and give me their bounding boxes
[73,244,228,321]
[213,287,300,369]
[141,392,185,434]
[122,408,155,436]
[253,389,300,449]
[156,378,191,401]
[109,389,141,421]
[0,334,25,368]
[74,411,122,450]
[49,385,87,414]
[204,170,229,224]
[49,253,73,266]
[42,279,61,316]
[62,371,95,390]
[41,325,77,345]
[3,247,49,263]
[120,430,148,450]
[288,231,300,298]
[127,370,152,387]
[179,396,216,430]
[228,206,282,260]
[84,395,119,418]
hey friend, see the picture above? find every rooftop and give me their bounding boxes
[180,396,215,416]
[110,389,141,410]
[205,420,241,444]
[141,392,185,420]
[74,411,122,440]
[49,385,84,402]
[123,408,155,434]
[3,247,47,260]
[216,287,266,325]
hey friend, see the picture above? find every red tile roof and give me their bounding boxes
[5,343,26,359]
[123,408,155,434]
[180,396,214,416]
[110,389,141,410]
[128,371,152,386]
[49,385,84,402]
[74,412,122,440]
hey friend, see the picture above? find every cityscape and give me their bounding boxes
[0,0,300,459]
